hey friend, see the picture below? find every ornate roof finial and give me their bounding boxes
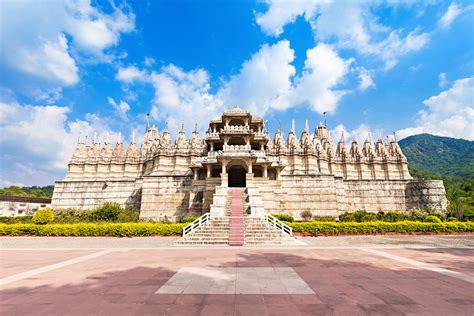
[181,120,184,132]
[117,132,122,143]
[145,113,150,132]
[132,130,136,144]
[392,131,397,142]
[291,119,295,132]
[305,120,309,132]
[93,132,97,144]
[323,112,327,126]
[105,131,110,144]
[365,132,372,143]
[194,121,198,133]
[278,119,281,132]
[164,119,169,132]
[77,133,82,144]
[340,131,345,142]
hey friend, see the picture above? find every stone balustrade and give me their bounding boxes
[220,125,252,133]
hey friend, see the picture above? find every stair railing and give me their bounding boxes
[264,214,293,237]
[182,213,210,237]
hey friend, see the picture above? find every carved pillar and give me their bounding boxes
[248,162,252,174]
[206,165,211,178]
[263,165,268,178]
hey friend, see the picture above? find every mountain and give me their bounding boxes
[399,134,474,180]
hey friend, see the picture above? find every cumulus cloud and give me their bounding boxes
[0,0,134,90]
[438,72,448,88]
[397,77,474,140]
[290,43,351,113]
[357,67,375,91]
[256,1,429,69]
[107,97,130,121]
[218,40,296,114]
[116,41,352,134]
[438,2,461,28]
[0,100,118,185]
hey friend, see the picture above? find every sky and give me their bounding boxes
[0,0,473,186]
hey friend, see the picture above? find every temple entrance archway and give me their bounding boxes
[228,166,246,187]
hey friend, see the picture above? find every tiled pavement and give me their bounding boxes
[0,236,473,315]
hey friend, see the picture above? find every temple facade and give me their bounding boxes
[52,107,448,221]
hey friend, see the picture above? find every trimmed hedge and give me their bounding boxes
[288,221,474,235]
[0,223,186,237]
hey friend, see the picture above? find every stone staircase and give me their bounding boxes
[228,188,245,246]
[177,187,302,246]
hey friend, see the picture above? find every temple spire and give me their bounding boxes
[305,120,309,132]
[340,131,345,142]
[194,121,198,133]
[291,119,295,132]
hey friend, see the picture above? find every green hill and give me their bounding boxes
[399,133,474,180]
[399,133,473,219]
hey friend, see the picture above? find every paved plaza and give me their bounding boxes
[1,235,473,315]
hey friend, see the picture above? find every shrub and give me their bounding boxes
[32,209,55,225]
[90,202,123,222]
[179,216,199,223]
[0,222,186,237]
[312,216,336,222]
[0,216,33,224]
[446,217,458,222]
[377,211,405,222]
[340,211,377,222]
[300,210,313,222]
[272,214,294,222]
[288,221,474,235]
[424,215,442,223]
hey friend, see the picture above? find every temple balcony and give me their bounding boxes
[205,132,220,140]
[220,125,253,134]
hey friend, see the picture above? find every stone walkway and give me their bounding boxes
[0,235,473,315]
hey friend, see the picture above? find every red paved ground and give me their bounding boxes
[1,248,473,315]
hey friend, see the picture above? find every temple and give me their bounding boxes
[52,107,448,221]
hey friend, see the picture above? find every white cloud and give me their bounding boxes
[116,41,352,134]
[397,77,474,140]
[438,72,448,88]
[256,1,430,69]
[218,40,296,113]
[18,34,79,86]
[438,2,461,29]
[357,67,375,91]
[290,43,352,113]
[0,100,118,185]
[0,0,134,89]
[255,0,318,37]
[116,66,148,83]
[107,97,130,121]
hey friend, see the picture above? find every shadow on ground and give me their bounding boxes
[1,250,473,315]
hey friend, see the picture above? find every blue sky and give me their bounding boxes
[0,0,473,186]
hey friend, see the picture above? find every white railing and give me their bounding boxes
[182,213,210,237]
[264,214,293,237]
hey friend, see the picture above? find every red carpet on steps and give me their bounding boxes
[228,188,245,246]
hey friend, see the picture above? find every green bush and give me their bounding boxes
[288,221,474,235]
[0,216,33,224]
[312,216,336,222]
[446,217,458,222]
[179,216,199,223]
[0,222,186,237]
[340,211,377,222]
[90,202,123,222]
[272,214,294,222]
[300,210,313,222]
[424,215,442,223]
[377,211,405,222]
[32,209,55,225]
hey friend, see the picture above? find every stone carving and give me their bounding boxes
[53,107,448,220]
